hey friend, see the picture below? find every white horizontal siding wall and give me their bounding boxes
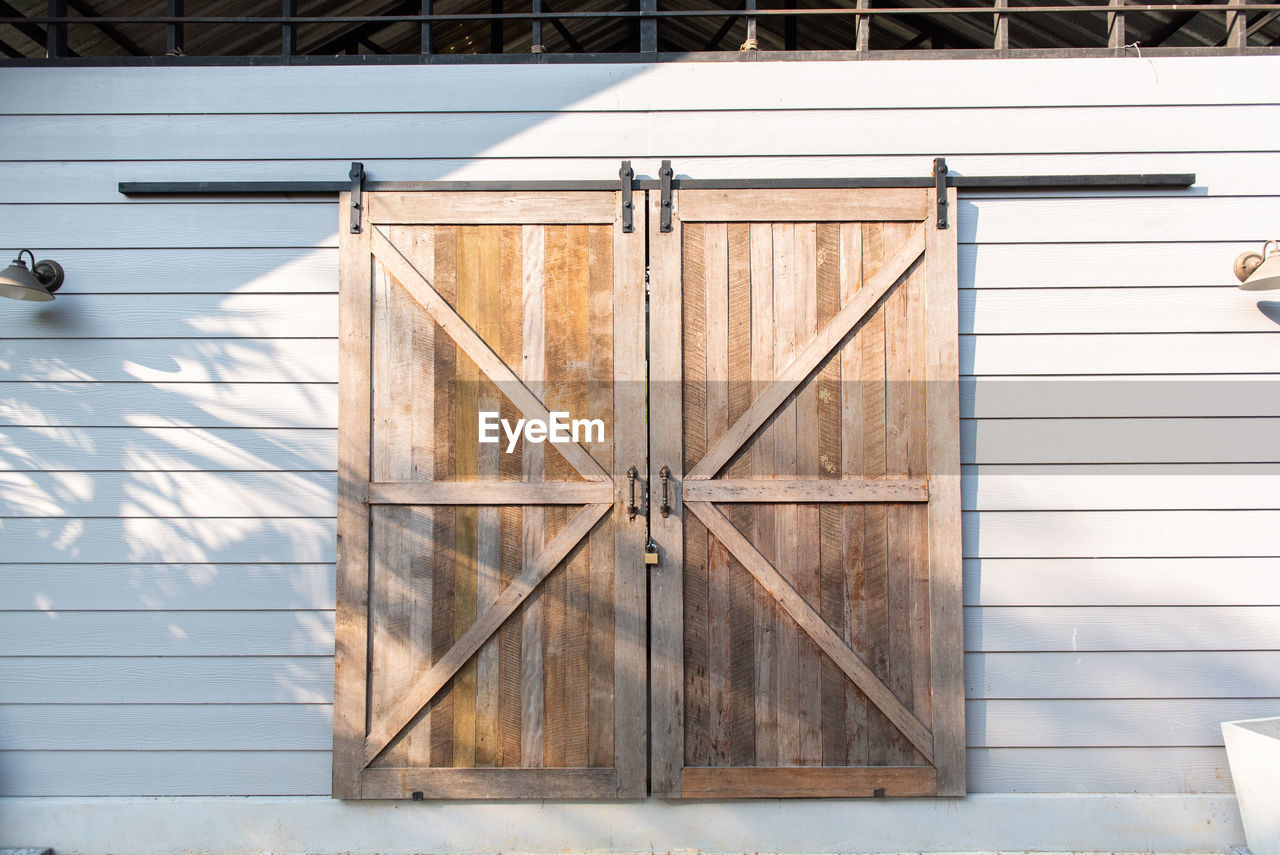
[1,58,1278,820]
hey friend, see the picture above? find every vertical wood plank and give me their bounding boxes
[564,224,592,768]
[497,224,524,768]
[369,248,415,768]
[704,222,732,766]
[748,222,778,768]
[430,225,459,769]
[542,224,569,768]
[520,224,547,768]
[453,227,481,770]
[793,222,823,766]
[333,192,372,798]
[474,227,503,767]
[859,222,891,767]
[587,223,616,770]
[649,189,686,797]
[613,195,649,796]
[682,221,711,770]
[401,226,437,768]
[726,222,757,769]
[839,222,869,767]
[884,219,917,766]
[815,222,847,767]
[927,187,965,795]
[771,222,801,767]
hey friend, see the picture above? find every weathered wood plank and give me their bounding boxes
[748,222,778,769]
[474,226,504,768]
[430,226,459,770]
[541,225,570,770]
[682,479,928,503]
[771,222,802,768]
[451,227,482,771]
[815,221,846,768]
[586,222,615,770]
[648,190,686,797]
[792,222,823,767]
[840,221,870,767]
[371,192,617,226]
[682,221,712,770]
[681,766,937,799]
[726,222,756,769]
[368,481,613,505]
[359,767,617,800]
[677,189,928,223]
[704,222,732,766]
[562,225,593,770]
[612,196,650,796]
[926,186,965,794]
[497,225,524,768]
[520,224,547,769]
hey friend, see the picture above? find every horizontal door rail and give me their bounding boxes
[120,174,1196,197]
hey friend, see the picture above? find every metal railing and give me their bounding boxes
[2,2,1278,60]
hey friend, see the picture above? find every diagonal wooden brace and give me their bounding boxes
[363,501,611,766]
[686,500,935,763]
[371,226,610,483]
[686,221,926,481]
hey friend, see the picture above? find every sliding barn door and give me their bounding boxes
[648,187,964,798]
[334,191,648,799]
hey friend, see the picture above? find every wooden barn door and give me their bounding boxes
[647,187,964,798]
[334,191,648,799]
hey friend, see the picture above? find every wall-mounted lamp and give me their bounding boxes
[0,250,66,302]
[1235,240,1280,291]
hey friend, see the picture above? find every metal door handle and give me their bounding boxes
[659,465,671,518]
[626,465,639,521]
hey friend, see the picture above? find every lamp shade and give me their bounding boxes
[1236,241,1280,291]
[0,254,64,302]
[1240,251,1280,292]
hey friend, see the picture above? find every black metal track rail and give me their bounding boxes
[119,173,1197,197]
